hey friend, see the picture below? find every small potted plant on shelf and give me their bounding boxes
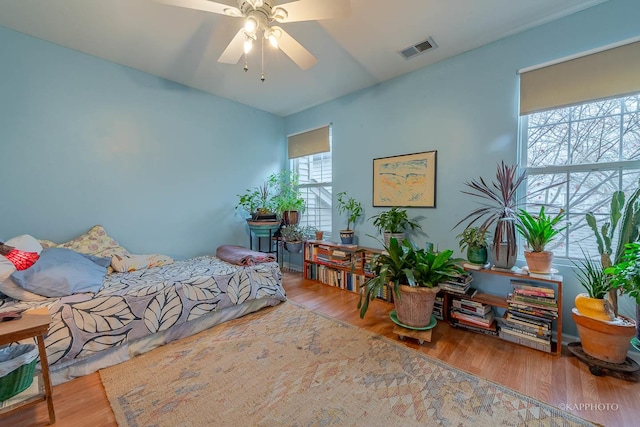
[515,205,567,274]
[369,207,422,246]
[456,226,489,265]
[280,224,305,253]
[336,191,363,244]
[357,237,464,327]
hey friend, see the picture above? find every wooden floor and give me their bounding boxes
[3,272,638,426]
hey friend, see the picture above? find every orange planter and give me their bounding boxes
[572,308,636,364]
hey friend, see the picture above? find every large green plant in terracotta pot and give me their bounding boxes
[606,242,640,341]
[358,238,463,327]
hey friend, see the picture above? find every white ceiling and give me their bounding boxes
[0,0,607,116]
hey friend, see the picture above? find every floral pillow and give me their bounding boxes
[58,225,130,259]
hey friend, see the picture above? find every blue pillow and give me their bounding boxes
[10,248,109,297]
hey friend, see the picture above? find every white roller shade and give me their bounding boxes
[520,40,640,115]
[288,125,330,159]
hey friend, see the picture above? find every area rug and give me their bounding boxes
[100,301,596,426]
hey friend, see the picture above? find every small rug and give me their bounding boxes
[100,301,596,426]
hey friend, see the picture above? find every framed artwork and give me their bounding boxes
[372,150,437,207]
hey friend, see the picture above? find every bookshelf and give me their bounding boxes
[303,240,386,299]
[446,267,563,356]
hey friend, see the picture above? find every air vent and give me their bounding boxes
[399,37,437,59]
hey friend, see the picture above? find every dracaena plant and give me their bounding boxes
[453,161,525,265]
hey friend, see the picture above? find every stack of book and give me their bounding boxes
[439,273,474,295]
[500,279,557,352]
[449,297,497,335]
[433,294,445,320]
[329,249,352,267]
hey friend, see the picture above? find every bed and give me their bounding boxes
[0,226,286,385]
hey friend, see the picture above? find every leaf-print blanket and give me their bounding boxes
[0,256,285,371]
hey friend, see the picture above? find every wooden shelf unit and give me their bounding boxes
[303,240,385,298]
[454,267,563,356]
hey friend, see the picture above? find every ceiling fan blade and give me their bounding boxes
[272,26,317,70]
[275,0,351,23]
[218,28,247,64]
[155,0,242,17]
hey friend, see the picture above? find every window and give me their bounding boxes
[288,125,332,237]
[520,93,640,258]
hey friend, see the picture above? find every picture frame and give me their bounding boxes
[372,150,437,207]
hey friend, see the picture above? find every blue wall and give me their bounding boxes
[285,0,640,338]
[0,26,284,259]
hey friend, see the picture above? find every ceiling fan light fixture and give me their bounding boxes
[244,16,258,33]
[244,38,254,54]
[268,35,278,48]
[271,7,288,22]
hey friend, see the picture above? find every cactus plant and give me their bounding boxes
[585,179,640,315]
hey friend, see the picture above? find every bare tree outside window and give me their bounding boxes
[521,93,640,259]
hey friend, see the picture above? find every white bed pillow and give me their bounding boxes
[6,234,43,254]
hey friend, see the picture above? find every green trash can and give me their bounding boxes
[0,344,38,401]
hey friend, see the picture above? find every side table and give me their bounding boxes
[0,307,55,424]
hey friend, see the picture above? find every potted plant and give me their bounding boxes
[357,238,464,327]
[336,191,363,244]
[571,249,637,364]
[279,224,305,253]
[369,207,422,246]
[606,242,640,341]
[454,162,526,270]
[515,206,567,274]
[273,170,305,225]
[456,226,489,265]
[586,180,640,316]
[573,253,615,322]
[236,179,278,221]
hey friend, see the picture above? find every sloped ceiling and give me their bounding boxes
[0,0,607,116]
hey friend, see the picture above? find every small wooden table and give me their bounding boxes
[0,308,55,424]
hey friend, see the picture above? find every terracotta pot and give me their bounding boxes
[282,210,300,226]
[395,285,440,328]
[524,250,553,274]
[572,308,636,364]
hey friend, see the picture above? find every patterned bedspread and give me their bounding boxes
[0,256,285,367]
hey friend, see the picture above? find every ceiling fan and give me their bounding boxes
[157,0,351,77]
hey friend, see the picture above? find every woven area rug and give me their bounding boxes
[100,301,595,426]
